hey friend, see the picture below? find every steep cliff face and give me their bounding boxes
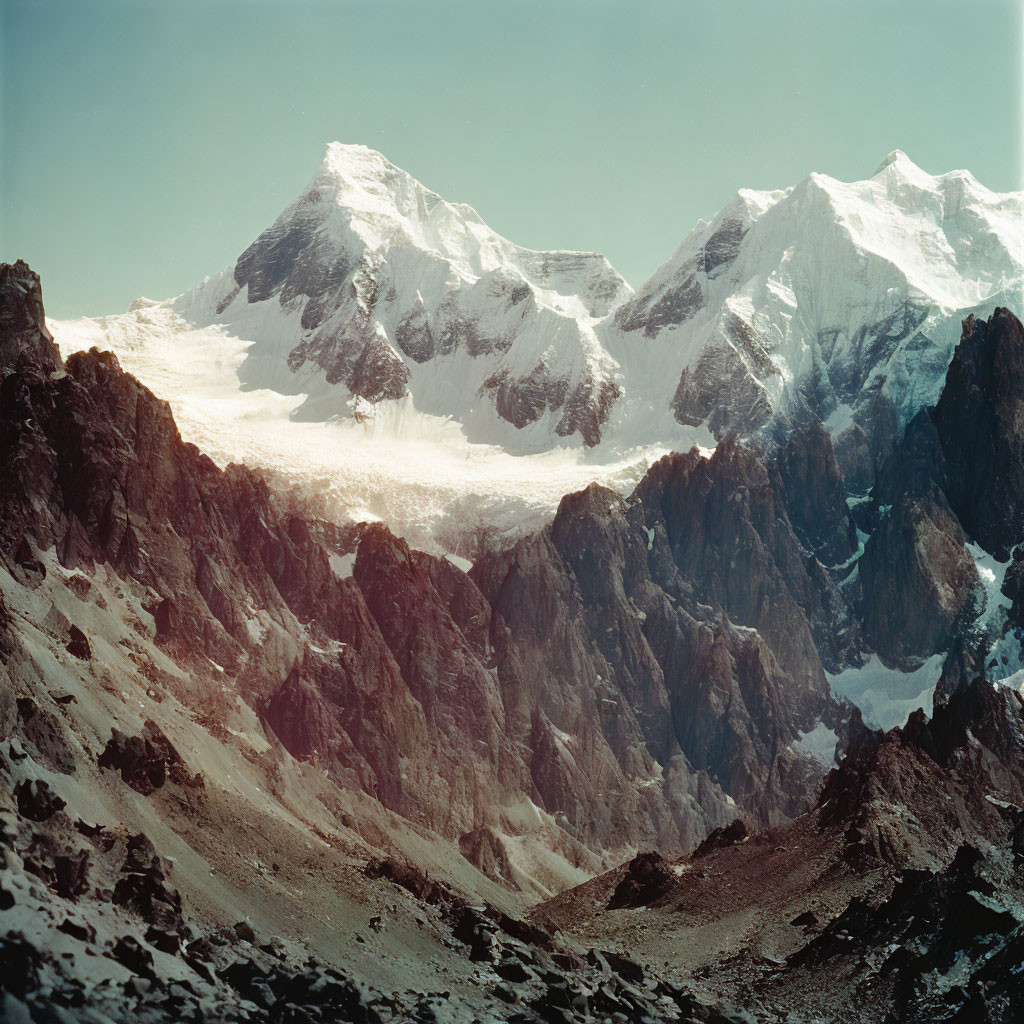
[931,308,1024,560]
[856,310,1024,671]
[774,419,859,568]
[0,261,62,373]
[635,439,860,673]
[857,412,981,665]
[475,440,860,833]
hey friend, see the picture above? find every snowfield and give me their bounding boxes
[827,653,946,731]
[50,303,674,554]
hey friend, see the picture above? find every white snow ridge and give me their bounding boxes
[50,145,1024,550]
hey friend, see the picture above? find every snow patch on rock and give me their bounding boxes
[792,721,840,767]
[827,653,946,730]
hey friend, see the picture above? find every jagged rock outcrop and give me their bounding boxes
[0,260,62,374]
[634,439,860,672]
[818,677,1024,871]
[474,439,860,836]
[0,262,456,836]
[606,851,675,909]
[931,308,1024,560]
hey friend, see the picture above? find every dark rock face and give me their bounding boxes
[819,677,1024,871]
[857,413,981,664]
[827,301,932,404]
[831,392,902,496]
[236,205,414,407]
[774,420,858,567]
[66,624,91,660]
[858,495,979,665]
[481,364,563,431]
[855,311,1024,665]
[554,377,621,448]
[613,258,704,337]
[112,833,184,942]
[16,697,76,775]
[791,684,1024,1022]
[701,217,747,278]
[931,309,1024,560]
[476,366,619,447]
[671,314,777,437]
[0,260,61,374]
[789,844,1017,988]
[634,440,858,674]
[458,828,520,890]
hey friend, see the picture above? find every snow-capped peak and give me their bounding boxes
[606,151,1024,475]
[312,142,628,311]
[161,142,634,449]
[872,148,917,176]
[310,142,488,268]
[870,147,982,193]
[48,144,1024,522]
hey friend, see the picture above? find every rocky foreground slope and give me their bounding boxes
[4,257,1024,1023]
[535,676,1024,1023]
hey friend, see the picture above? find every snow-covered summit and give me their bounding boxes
[174,142,633,450]
[605,150,1024,485]
[49,146,1024,538]
[308,143,626,307]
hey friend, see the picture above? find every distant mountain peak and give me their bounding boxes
[872,148,917,176]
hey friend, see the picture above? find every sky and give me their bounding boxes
[2,0,1022,318]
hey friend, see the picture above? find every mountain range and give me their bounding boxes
[3,142,1024,1023]
[54,144,1024,465]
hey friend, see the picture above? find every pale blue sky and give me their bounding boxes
[2,0,1021,317]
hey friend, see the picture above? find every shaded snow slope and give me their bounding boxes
[827,653,946,731]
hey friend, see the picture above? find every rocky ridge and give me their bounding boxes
[2,260,855,873]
